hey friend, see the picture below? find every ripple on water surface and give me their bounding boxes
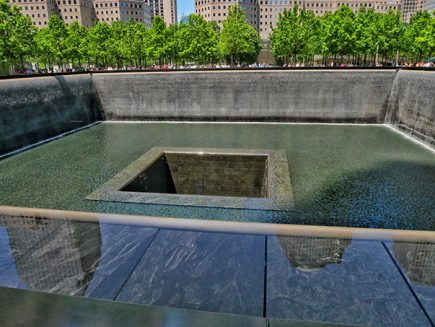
[0,123,433,231]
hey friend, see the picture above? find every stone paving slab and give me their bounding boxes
[116,229,266,316]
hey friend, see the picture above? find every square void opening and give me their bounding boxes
[121,153,268,198]
[87,147,294,211]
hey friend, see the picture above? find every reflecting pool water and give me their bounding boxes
[0,122,433,230]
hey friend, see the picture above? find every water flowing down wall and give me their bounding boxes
[386,71,435,147]
[0,75,100,155]
[93,70,397,123]
[1,69,434,156]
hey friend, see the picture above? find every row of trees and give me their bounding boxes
[270,5,435,65]
[1,0,434,71]
[0,1,261,71]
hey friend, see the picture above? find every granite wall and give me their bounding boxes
[0,74,100,155]
[385,71,435,147]
[165,153,268,198]
[93,70,397,123]
[1,70,434,156]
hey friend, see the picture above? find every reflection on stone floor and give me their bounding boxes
[392,241,435,286]
[277,236,351,270]
[0,217,101,295]
[387,241,435,323]
[0,213,433,327]
[0,215,64,270]
[267,236,432,327]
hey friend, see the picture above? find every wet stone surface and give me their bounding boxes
[0,215,433,326]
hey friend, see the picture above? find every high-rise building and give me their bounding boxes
[9,0,152,27]
[195,0,259,30]
[260,0,401,38]
[196,0,401,39]
[143,2,152,25]
[259,0,295,38]
[93,0,150,24]
[10,0,96,27]
[145,0,177,25]
[400,0,425,22]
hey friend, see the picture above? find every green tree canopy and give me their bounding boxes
[270,5,320,64]
[1,0,434,73]
[219,5,261,65]
[86,21,111,68]
[178,14,219,65]
[45,15,68,67]
[65,21,88,68]
[404,11,435,62]
[0,0,35,70]
[147,16,168,64]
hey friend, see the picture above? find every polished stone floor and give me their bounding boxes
[0,215,433,327]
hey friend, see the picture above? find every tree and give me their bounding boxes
[0,0,35,71]
[34,26,55,70]
[270,5,319,64]
[219,5,261,65]
[87,22,111,68]
[165,22,181,65]
[124,20,149,67]
[0,2,432,72]
[404,11,434,62]
[323,6,356,62]
[378,9,405,64]
[147,16,168,64]
[44,15,68,68]
[65,21,88,68]
[179,14,220,65]
[353,9,376,65]
[108,20,128,68]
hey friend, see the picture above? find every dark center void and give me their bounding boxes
[121,153,268,198]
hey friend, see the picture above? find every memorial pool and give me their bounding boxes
[0,122,433,231]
